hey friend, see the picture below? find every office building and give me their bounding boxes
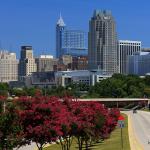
[55,70,111,87]
[118,40,141,74]
[127,52,150,76]
[141,48,150,52]
[0,51,18,82]
[16,70,111,88]
[18,46,37,78]
[35,55,58,72]
[24,71,56,88]
[55,55,88,71]
[60,55,72,66]
[88,10,118,74]
[72,56,88,70]
[56,15,88,58]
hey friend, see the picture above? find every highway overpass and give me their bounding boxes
[75,98,150,108]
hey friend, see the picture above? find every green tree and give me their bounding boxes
[10,88,27,97]
[0,100,22,150]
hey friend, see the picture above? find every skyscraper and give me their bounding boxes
[88,10,118,74]
[56,15,66,58]
[127,52,150,76]
[18,46,37,78]
[56,14,88,58]
[118,40,141,74]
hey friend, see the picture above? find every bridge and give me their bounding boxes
[77,98,150,102]
[76,98,150,108]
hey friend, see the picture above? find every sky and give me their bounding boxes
[0,0,150,58]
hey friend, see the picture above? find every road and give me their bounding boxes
[13,143,36,150]
[124,110,150,150]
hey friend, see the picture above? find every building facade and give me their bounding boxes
[35,55,58,72]
[24,71,56,88]
[0,51,18,82]
[88,10,118,74]
[141,48,150,52]
[118,40,141,74]
[127,52,150,76]
[16,70,111,88]
[55,70,111,87]
[56,15,88,58]
[18,46,37,78]
[72,56,88,70]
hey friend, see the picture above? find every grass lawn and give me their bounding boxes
[44,114,130,150]
[141,108,150,112]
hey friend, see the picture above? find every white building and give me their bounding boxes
[55,70,111,87]
[118,40,141,74]
[0,51,18,82]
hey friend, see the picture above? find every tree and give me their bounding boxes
[23,87,37,96]
[10,88,27,97]
[0,98,22,150]
[16,95,120,150]
[145,75,150,86]
[69,101,108,150]
[17,96,73,150]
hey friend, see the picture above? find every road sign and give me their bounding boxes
[118,120,125,128]
[117,118,125,149]
[118,115,125,121]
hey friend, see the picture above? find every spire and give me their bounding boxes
[57,13,66,26]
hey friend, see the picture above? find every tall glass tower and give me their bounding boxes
[88,10,119,74]
[56,15,87,58]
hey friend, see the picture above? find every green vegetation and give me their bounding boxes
[43,74,150,98]
[88,74,150,98]
[41,74,150,98]
[1,74,150,99]
[44,114,130,150]
[141,108,150,112]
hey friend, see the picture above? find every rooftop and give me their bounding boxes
[57,14,66,27]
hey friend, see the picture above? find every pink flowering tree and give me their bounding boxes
[17,96,70,150]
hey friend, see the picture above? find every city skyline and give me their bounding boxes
[0,0,150,57]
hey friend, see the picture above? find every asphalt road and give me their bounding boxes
[125,110,150,150]
[14,143,36,150]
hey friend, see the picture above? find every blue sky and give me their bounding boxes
[0,0,150,58]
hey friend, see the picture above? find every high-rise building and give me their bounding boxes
[18,46,37,78]
[35,55,58,72]
[56,15,88,58]
[127,52,150,76]
[88,10,118,74]
[118,40,141,74]
[0,51,18,82]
